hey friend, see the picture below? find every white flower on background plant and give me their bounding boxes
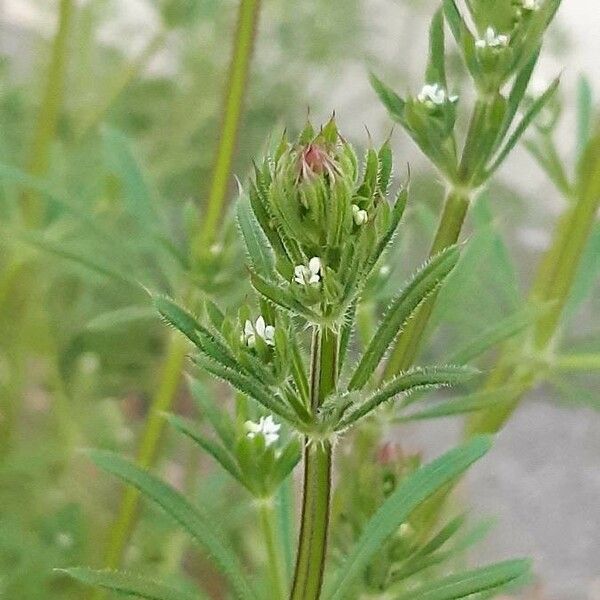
[245,415,281,446]
[417,83,458,107]
[352,204,368,225]
[294,257,322,285]
[476,27,510,49]
[521,0,541,10]
[241,316,275,348]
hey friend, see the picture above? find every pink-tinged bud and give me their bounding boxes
[376,442,400,465]
[298,143,338,181]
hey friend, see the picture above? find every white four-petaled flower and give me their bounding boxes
[241,316,275,348]
[245,415,281,446]
[294,257,322,286]
[352,204,368,226]
[475,27,510,49]
[417,83,458,107]
[521,0,541,10]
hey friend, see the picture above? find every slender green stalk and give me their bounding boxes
[467,131,600,434]
[555,354,600,372]
[194,0,261,254]
[23,0,74,226]
[258,498,288,600]
[95,0,262,584]
[291,327,338,600]
[383,188,470,377]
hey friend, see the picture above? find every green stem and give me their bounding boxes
[23,0,74,226]
[467,131,600,435]
[259,499,288,600]
[383,188,470,378]
[291,327,338,600]
[194,0,261,256]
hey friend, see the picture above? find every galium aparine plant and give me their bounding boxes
[63,120,531,600]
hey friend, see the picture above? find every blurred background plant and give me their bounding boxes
[0,0,599,599]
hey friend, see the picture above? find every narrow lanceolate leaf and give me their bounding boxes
[154,296,239,372]
[426,8,446,86]
[188,376,236,447]
[237,193,275,278]
[102,127,161,233]
[192,354,297,424]
[366,185,409,272]
[396,386,521,422]
[87,450,256,600]
[325,436,493,600]
[165,414,245,485]
[349,246,460,391]
[60,568,196,600]
[249,271,321,323]
[446,305,541,365]
[486,77,560,178]
[338,365,476,429]
[393,559,531,600]
[369,73,407,125]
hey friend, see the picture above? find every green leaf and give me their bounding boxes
[237,193,275,278]
[576,76,593,161]
[426,9,446,86]
[192,354,297,424]
[188,377,236,447]
[155,296,239,372]
[165,413,245,485]
[102,126,161,233]
[487,77,560,177]
[86,305,157,331]
[60,568,196,600]
[370,73,407,125]
[325,436,493,600]
[349,246,460,390]
[397,386,520,422]
[249,271,321,323]
[496,51,539,152]
[339,365,476,429]
[394,559,531,600]
[19,231,138,288]
[366,185,409,273]
[446,305,540,365]
[87,450,256,600]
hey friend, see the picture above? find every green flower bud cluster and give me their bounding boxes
[245,118,407,326]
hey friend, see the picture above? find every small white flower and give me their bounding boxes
[294,256,322,285]
[417,83,458,107]
[379,264,391,276]
[521,0,541,10]
[352,204,368,226]
[245,415,281,446]
[241,316,275,348]
[476,27,510,49]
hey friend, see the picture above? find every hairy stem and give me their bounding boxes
[383,188,470,378]
[23,0,74,226]
[194,0,261,255]
[259,499,288,600]
[291,327,338,600]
